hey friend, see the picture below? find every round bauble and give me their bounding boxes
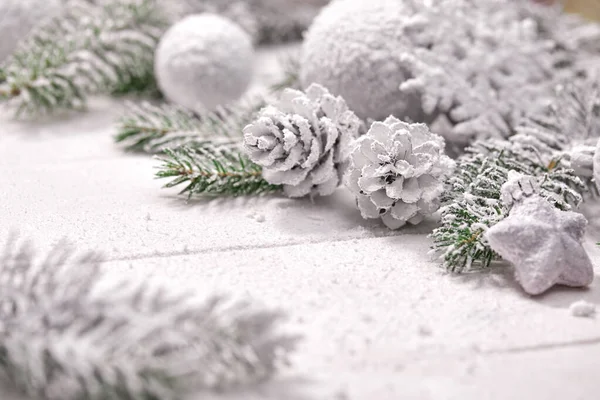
[300,0,423,122]
[154,14,255,113]
[0,0,63,63]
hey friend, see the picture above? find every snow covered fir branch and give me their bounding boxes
[430,80,599,272]
[0,235,298,400]
[114,101,262,154]
[0,0,166,117]
[430,140,585,272]
[156,145,282,198]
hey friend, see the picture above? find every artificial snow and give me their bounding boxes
[569,300,596,318]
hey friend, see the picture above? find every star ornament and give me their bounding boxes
[484,195,595,296]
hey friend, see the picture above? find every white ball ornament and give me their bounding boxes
[300,0,423,121]
[0,0,63,63]
[154,14,255,113]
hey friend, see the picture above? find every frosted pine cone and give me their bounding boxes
[345,116,455,229]
[243,84,362,198]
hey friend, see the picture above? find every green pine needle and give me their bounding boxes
[156,144,281,198]
[115,101,264,154]
[430,141,586,273]
[0,0,167,117]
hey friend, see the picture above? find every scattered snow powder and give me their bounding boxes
[569,300,596,318]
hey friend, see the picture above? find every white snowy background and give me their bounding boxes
[1,44,600,400]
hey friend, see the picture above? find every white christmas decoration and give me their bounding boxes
[345,116,455,230]
[154,14,254,113]
[0,0,63,63]
[397,0,584,145]
[243,83,362,198]
[302,0,600,147]
[300,0,423,122]
[485,194,594,296]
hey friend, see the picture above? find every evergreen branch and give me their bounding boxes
[0,0,167,117]
[156,144,282,198]
[115,101,264,154]
[110,67,162,98]
[430,141,585,272]
[0,235,298,400]
[431,78,599,272]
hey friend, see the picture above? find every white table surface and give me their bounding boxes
[1,44,600,400]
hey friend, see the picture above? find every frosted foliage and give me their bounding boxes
[243,83,362,198]
[398,0,584,145]
[302,0,600,145]
[0,238,297,400]
[154,14,254,113]
[300,0,424,121]
[0,0,63,62]
[511,80,600,180]
[0,0,166,116]
[346,116,455,230]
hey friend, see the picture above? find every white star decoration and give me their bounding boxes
[484,195,595,296]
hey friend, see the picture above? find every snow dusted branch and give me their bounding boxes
[0,0,166,117]
[0,235,298,399]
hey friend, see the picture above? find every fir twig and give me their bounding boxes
[156,144,282,198]
[115,101,264,154]
[0,0,167,117]
[0,235,298,400]
[431,142,585,272]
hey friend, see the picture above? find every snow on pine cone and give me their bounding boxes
[345,116,455,229]
[243,83,362,198]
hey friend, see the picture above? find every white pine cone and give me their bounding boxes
[243,83,362,198]
[345,116,455,229]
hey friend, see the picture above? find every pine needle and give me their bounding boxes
[430,142,586,272]
[155,144,282,198]
[0,0,167,117]
[114,101,262,154]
